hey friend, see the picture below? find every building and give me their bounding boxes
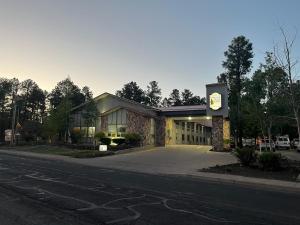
[71,83,230,150]
[70,92,214,147]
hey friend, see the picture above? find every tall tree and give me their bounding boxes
[116,81,145,103]
[48,78,85,109]
[82,86,93,101]
[46,78,91,142]
[0,78,14,141]
[188,96,206,105]
[161,97,171,107]
[19,79,46,122]
[181,89,206,105]
[43,98,72,142]
[144,81,162,107]
[181,89,193,105]
[242,72,267,140]
[274,28,300,148]
[168,89,182,106]
[222,36,254,147]
[0,78,12,113]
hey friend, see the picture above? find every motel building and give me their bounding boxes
[70,83,230,151]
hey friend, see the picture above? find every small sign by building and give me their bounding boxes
[5,129,12,142]
[99,145,108,151]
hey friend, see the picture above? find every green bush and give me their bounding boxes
[223,139,230,145]
[62,150,114,158]
[100,137,111,145]
[94,131,105,140]
[124,133,141,146]
[234,147,257,166]
[70,129,82,144]
[258,152,283,171]
[112,138,125,145]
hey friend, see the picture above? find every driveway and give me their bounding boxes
[77,145,237,175]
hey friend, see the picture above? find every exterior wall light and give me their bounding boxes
[188,116,192,120]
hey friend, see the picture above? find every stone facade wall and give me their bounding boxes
[212,116,224,151]
[155,116,166,146]
[223,118,230,150]
[126,110,152,146]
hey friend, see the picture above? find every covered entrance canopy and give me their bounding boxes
[159,106,212,146]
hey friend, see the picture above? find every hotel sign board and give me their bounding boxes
[206,83,228,117]
[209,92,222,110]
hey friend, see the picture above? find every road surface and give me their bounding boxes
[0,152,299,225]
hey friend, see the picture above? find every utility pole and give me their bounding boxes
[10,100,17,146]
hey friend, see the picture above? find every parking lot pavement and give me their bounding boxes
[74,145,237,175]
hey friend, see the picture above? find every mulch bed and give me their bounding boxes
[200,160,300,182]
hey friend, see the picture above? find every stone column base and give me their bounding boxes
[212,116,224,151]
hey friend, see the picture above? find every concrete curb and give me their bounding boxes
[0,149,299,193]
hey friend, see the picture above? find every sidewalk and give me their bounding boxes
[0,149,299,193]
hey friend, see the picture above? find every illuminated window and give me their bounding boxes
[79,127,95,138]
[107,109,127,137]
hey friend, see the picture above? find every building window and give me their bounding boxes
[74,127,95,138]
[182,134,185,141]
[107,109,127,137]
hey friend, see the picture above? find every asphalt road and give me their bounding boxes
[0,152,299,225]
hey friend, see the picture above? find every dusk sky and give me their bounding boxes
[1,0,300,98]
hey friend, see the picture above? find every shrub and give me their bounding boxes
[124,133,141,146]
[112,138,126,145]
[258,152,283,171]
[100,137,111,145]
[234,147,257,166]
[62,150,114,158]
[70,129,82,144]
[94,131,105,140]
[223,139,230,145]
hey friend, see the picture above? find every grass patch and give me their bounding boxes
[0,145,114,158]
[61,150,114,158]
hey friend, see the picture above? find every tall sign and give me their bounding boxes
[206,83,228,117]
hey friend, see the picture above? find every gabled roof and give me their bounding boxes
[71,92,207,117]
[95,92,159,111]
[158,105,207,117]
[71,92,159,112]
